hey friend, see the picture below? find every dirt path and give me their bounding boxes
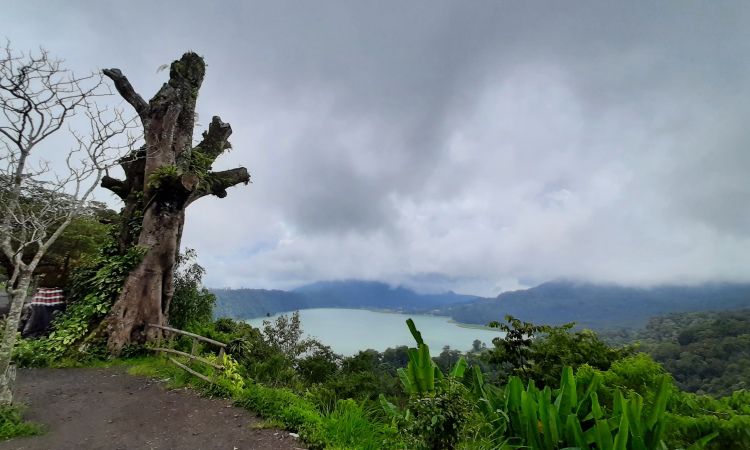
[1,367,306,450]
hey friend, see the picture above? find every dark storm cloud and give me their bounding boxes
[3,1,750,294]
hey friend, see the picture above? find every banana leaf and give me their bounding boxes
[613,409,630,450]
[450,357,468,378]
[565,414,588,449]
[406,318,424,345]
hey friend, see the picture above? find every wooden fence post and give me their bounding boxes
[146,324,227,385]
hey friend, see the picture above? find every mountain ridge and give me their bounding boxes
[211,279,750,330]
[212,280,477,319]
[439,280,750,329]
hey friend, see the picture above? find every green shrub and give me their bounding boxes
[668,390,750,449]
[402,378,473,450]
[297,344,339,384]
[13,243,145,367]
[0,405,42,440]
[168,249,215,330]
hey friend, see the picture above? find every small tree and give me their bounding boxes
[168,248,215,330]
[0,43,135,404]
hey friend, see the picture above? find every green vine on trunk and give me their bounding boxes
[147,165,180,190]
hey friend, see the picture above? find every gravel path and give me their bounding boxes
[0,367,306,450]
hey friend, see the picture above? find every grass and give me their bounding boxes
[323,399,396,450]
[124,355,401,449]
[0,404,43,441]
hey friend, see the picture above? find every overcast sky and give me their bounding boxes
[4,1,750,296]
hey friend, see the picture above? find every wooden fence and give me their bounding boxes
[147,323,226,384]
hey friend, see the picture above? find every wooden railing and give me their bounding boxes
[147,323,226,384]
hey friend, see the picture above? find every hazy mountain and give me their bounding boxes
[214,279,750,330]
[212,280,477,319]
[439,281,750,330]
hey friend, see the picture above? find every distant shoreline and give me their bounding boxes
[242,306,499,332]
[447,319,499,332]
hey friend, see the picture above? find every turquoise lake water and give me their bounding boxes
[247,308,503,355]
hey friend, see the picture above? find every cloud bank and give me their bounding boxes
[4,1,750,295]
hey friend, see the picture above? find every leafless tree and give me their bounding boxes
[0,43,137,404]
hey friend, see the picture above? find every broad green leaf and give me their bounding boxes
[450,357,468,378]
[556,366,577,415]
[565,414,587,449]
[406,318,424,345]
[647,376,670,430]
[613,410,629,450]
[594,419,614,450]
[590,392,603,421]
[686,432,719,450]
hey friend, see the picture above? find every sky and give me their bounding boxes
[3,1,750,296]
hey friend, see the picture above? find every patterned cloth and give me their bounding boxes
[29,288,65,306]
[21,288,66,338]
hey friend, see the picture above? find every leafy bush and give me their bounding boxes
[168,249,215,330]
[0,405,42,440]
[14,244,145,366]
[401,378,473,450]
[470,363,718,450]
[383,319,473,450]
[486,315,633,387]
[297,343,339,384]
[529,327,633,387]
[668,390,750,449]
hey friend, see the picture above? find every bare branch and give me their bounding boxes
[101,175,128,199]
[195,116,232,161]
[102,68,149,120]
[187,166,250,205]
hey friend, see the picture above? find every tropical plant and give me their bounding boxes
[383,319,472,449]
[469,364,717,450]
[397,318,467,396]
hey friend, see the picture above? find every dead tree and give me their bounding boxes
[101,53,250,354]
[0,43,134,404]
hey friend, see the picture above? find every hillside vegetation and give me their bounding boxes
[440,281,750,330]
[630,309,750,396]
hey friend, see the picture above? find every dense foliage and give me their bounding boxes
[13,241,145,367]
[0,197,115,287]
[632,309,750,396]
[168,249,216,330]
[487,316,634,387]
[128,310,745,450]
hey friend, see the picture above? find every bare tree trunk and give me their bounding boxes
[0,275,31,403]
[106,207,184,346]
[102,53,250,354]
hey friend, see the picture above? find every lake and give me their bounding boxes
[246,308,503,355]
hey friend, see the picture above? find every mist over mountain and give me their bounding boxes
[213,279,750,330]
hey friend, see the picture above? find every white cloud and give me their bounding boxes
[4,1,750,296]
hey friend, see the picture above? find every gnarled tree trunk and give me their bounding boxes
[102,53,250,354]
